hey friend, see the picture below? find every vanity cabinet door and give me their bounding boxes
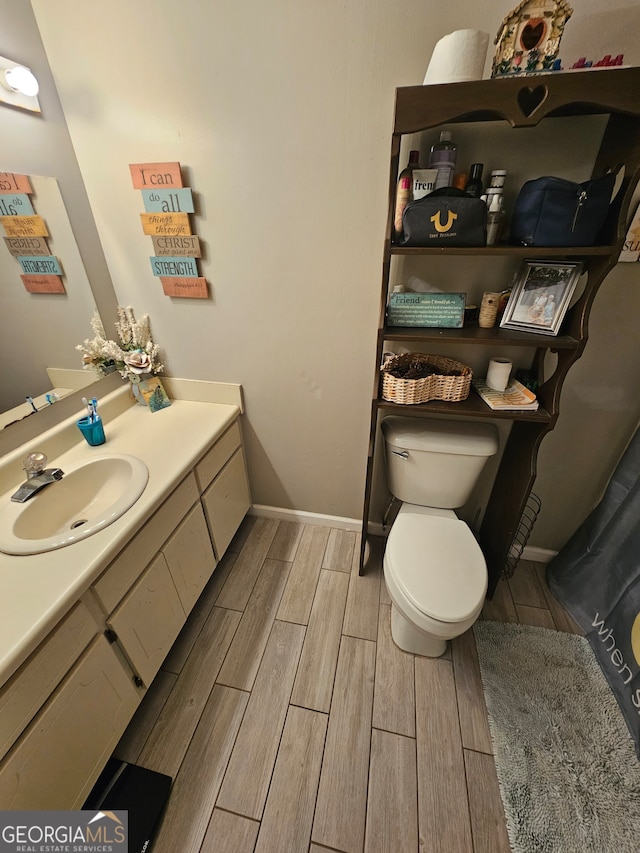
[162,501,217,615]
[201,447,251,559]
[0,635,139,809]
[92,473,200,614]
[107,553,186,687]
[0,601,97,761]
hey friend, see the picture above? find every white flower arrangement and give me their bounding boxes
[76,306,164,384]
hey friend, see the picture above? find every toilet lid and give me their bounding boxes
[386,512,487,623]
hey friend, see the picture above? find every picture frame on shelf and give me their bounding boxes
[500,259,583,336]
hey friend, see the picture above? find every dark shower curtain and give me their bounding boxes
[547,425,640,756]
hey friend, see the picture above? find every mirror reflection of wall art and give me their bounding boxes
[492,0,573,77]
[0,171,65,293]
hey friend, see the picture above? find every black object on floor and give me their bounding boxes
[84,758,172,853]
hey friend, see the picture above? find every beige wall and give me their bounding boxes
[29,0,640,550]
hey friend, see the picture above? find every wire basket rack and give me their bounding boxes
[501,492,542,578]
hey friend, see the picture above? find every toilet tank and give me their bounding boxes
[381,416,499,508]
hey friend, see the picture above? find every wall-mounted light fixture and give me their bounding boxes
[0,56,40,113]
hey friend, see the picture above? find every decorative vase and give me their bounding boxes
[100,360,117,375]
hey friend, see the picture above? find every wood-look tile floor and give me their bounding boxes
[114,516,581,853]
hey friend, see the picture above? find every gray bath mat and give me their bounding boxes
[473,620,640,852]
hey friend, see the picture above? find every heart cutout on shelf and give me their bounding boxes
[518,84,548,117]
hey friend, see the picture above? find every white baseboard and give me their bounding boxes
[249,504,361,532]
[521,545,557,563]
[249,507,558,563]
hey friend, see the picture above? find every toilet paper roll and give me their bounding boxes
[486,358,512,392]
[423,29,490,86]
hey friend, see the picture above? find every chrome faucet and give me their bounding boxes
[10,452,64,503]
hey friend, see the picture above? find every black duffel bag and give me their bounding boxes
[510,172,616,247]
[398,187,487,247]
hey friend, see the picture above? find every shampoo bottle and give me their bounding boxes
[393,150,421,234]
[428,131,457,189]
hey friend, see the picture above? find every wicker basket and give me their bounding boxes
[381,353,472,405]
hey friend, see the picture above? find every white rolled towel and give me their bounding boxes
[423,29,490,86]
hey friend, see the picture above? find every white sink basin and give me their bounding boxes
[0,454,149,555]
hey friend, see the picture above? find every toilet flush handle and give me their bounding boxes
[391,450,409,459]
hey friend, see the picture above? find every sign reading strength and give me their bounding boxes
[0,810,128,853]
[150,255,199,277]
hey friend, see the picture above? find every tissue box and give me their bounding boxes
[387,292,465,327]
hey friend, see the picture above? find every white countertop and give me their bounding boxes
[0,385,240,686]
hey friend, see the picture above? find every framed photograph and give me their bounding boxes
[500,260,583,336]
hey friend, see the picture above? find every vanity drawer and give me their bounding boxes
[93,472,200,613]
[195,420,242,493]
[0,634,139,809]
[0,601,97,761]
[202,447,251,559]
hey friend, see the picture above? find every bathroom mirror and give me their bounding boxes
[0,173,102,428]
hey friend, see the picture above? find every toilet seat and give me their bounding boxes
[385,507,487,624]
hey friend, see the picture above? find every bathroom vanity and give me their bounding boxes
[0,381,251,808]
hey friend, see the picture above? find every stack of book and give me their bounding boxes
[472,378,539,411]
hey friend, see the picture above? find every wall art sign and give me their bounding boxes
[131,161,208,298]
[142,188,194,213]
[20,274,65,293]
[139,212,191,236]
[129,161,183,189]
[150,255,198,277]
[151,234,201,257]
[160,276,208,298]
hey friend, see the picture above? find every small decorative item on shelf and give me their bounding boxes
[478,291,501,328]
[76,306,169,409]
[381,353,472,405]
[492,1,573,78]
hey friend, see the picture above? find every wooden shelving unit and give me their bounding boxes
[359,68,640,596]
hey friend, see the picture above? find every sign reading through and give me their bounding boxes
[1,215,48,237]
[140,213,191,236]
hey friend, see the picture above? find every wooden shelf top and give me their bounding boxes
[376,390,552,423]
[381,325,579,349]
[393,67,640,133]
[388,244,614,258]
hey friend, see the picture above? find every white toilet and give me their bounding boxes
[381,416,499,657]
